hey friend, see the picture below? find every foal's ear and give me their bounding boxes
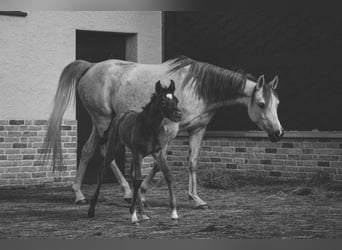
[269,75,279,90]
[168,80,175,93]
[155,80,162,94]
[256,75,265,90]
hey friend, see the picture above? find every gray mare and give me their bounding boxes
[43,56,284,208]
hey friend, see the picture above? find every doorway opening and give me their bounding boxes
[76,30,136,184]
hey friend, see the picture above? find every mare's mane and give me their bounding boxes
[168,56,251,103]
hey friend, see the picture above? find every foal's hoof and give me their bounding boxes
[132,221,140,226]
[171,219,179,226]
[87,209,95,218]
[195,204,209,210]
[75,199,88,205]
[142,200,149,208]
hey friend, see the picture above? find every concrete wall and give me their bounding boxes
[0,11,162,120]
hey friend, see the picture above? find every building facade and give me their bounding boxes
[1,11,342,188]
[0,11,162,187]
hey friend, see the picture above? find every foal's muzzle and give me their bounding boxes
[171,110,182,122]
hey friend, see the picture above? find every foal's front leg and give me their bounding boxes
[157,149,179,224]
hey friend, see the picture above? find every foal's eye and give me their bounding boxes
[258,102,265,109]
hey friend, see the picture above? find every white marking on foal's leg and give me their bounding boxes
[131,210,139,225]
[171,209,179,220]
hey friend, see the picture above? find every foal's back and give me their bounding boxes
[105,111,138,165]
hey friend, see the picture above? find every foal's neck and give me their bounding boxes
[140,100,164,133]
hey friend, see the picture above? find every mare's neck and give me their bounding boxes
[206,79,256,111]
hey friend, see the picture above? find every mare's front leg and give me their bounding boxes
[188,127,208,209]
[157,149,179,224]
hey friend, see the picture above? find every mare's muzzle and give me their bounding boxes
[269,129,284,142]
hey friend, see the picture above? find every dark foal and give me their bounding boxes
[87,80,182,225]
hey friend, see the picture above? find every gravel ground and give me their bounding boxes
[0,175,341,239]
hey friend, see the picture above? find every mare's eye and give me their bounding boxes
[258,102,265,109]
[161,100,166,107]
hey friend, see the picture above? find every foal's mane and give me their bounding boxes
[168,56,251,103]
[142,93,158,112]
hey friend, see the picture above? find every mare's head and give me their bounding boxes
[154,80,182,122]
[247,75,284,142]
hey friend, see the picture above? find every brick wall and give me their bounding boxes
[2,121,341,188]
[0,120,77,187]
[166,133,342,182]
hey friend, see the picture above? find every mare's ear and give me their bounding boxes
[256,75,265,90]
[155,80,162,94]
[168,80,175,93]
[269,75,279,90]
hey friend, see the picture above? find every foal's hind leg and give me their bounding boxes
[88,163,106,218]
[130,153,149,225]
[72,126,99,204]
[140,154,160,204]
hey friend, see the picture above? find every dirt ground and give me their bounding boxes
[0,175,341,239]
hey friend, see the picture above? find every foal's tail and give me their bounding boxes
[42,60,93,171]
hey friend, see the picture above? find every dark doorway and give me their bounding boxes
[163,11,342,131]
[76,30,126,184]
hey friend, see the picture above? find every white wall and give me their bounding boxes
[0,11,162,120]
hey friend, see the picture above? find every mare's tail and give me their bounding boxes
[42,60,93,171]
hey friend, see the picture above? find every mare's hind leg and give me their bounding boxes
[110,159,133,203]
[109,144,132,203]
[72,126,99,204]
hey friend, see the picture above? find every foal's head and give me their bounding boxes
[247,75,284,142]
[154,80,182,122]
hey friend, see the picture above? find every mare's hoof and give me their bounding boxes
[124,197,132,204]
[87,209,95,218]
[132,221,140,226]
[75,199,88,205]
[141,214,150,221]
[171,219,179,226]
[195,204,209,210]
